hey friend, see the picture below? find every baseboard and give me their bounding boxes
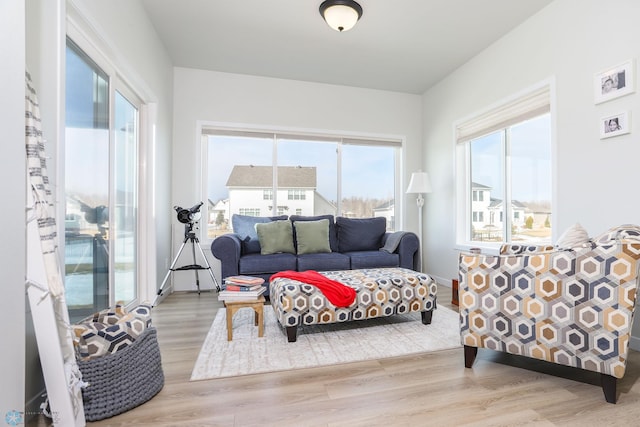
[431,274,452,288]
[24,388,47,423]
[630,335,640,351]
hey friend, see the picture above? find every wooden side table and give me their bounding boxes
[224,296,265,341]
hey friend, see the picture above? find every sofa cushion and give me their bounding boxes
[256,220,296,255]
[336,216,386,252]
[293,219,332,255]
[290,214,338,252]
[348,251,399,269]
[297,252,350,271]
[239,252,297,275]
[232,214,287,254]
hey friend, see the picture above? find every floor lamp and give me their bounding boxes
[406,171,432,271]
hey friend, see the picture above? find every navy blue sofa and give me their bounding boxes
[211,214,420,286]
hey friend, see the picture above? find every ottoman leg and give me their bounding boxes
[286,326,298,343]
[421,309,433,325]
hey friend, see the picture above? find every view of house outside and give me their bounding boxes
[469,114,552,243]
[205,134,397,239]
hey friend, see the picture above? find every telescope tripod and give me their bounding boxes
[156,223,220,303]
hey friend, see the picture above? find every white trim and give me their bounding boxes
[197,120,407,242]
[454,78,555,248]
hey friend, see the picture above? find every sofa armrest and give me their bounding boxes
[210,233,242,279]
[382,232,420,270]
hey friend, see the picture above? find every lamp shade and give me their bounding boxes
[406,171,432,194]
[319,0,363,32]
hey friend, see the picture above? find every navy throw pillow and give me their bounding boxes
[336,216,386,252]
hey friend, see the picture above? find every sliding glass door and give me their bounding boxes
[64,38,139,321]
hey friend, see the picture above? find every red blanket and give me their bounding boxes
[270,270,356,307]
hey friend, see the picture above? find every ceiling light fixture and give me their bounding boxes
[319,0,363,32]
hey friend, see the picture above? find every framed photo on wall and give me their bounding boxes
[594,60,635,104]
[600,111,630,139]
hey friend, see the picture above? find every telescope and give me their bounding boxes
[174,202,203,224]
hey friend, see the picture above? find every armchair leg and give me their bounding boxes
[601,373,617,404]
[286,326,298,343]
[464,345,478,368]
[421,309,433,325]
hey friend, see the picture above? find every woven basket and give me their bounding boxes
[77,327,164,421]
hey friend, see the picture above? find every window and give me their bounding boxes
[202,128,400,239]
[288,189,305,200]
[239,208,261,216]
[64,37,141,321]
[456,84,552,246]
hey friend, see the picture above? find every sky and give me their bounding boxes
[471,114,551,203]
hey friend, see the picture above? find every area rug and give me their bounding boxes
[190,305,461,381]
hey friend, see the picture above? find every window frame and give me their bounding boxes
[454,81,555,251]
[197,122,405,243]
[64,16,149,315]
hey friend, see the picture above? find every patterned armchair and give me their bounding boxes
[459,225,640,403]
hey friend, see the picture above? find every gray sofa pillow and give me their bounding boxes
[293,219,332,255]
[255,220,296,255]
[336,216,386,252]
[232,214,288,254]
[290,214,338,252]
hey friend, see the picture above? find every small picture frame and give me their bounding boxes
[594,60,635,104]
[600,111,630,139]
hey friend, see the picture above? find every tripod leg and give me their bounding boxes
[190,238,201,295]
[194,239,221,292]
[157,240,189,297]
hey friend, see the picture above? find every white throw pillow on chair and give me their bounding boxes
[556,223,590,249]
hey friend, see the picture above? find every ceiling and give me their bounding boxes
[140,0,553,95]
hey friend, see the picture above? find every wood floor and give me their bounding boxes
[35,285,640,426]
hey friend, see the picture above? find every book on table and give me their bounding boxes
[224,283,263,292]
[224,275,265,286]
[218,286,266,302]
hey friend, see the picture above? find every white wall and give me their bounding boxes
[0,0,26,419]
[422,0,640,343]
[22,0,174,412]
[171,67,423,290]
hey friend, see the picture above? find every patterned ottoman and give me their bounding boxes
[269,267,437,342]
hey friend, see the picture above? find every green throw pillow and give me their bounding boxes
[255,220,295,255]
[294,219,332,255]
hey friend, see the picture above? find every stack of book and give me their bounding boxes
[218,275,266,301]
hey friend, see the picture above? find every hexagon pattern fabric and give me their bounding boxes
[460,228,640,379]
[72,302,153,361]
[270,267,436,329]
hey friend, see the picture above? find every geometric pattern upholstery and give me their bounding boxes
[270,267,436,329]
[72,302,153,361]
[460,225,640,379]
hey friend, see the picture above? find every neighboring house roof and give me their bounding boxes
[488,198,527,210]
[373,200,394,211]
[472,182,492,190]
[226,165,316,188]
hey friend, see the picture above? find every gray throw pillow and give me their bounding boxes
[231,214,288,253]
[294,219,332,255]
[255,220,295,255]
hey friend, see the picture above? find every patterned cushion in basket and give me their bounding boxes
[72,302,154,361]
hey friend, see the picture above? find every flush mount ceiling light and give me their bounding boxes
[319,0,363,32]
